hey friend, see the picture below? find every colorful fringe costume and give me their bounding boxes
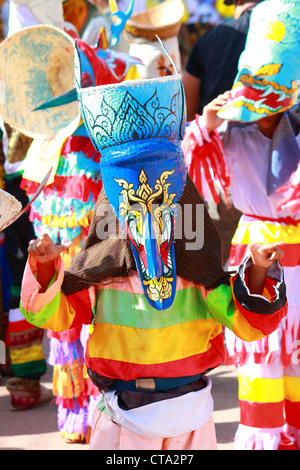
[183,0,300,449]
[21,122,102,442]
[17,23,140,439]
[20,178,288,449]
[1,121,50,410]
[184,115,300,449]
[224,118,300,450]
[0,1,75,411]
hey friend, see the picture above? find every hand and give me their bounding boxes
[249,242,285,269]
[28,233,72,265]
[247,242,284,295]
[203,91,231,134]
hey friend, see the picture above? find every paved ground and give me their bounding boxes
[210,364,239,450]
[0,337,239,451]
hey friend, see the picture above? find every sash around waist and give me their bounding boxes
[111,373,203,392]
[243,213,299,226]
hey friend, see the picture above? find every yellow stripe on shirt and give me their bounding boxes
[88,319,222,365]
[232,220,300,245]
[10,344,44,365]
[284,376,300,402]
[239,375,284,403]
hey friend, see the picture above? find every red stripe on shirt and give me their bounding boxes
[85,332,225,381]
[66,288,94,328]
[229,243,300,268]
[233,286,287,337]
[239,399,285,428]
[285,399,300,428]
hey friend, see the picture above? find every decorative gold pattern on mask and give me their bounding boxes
[236,71,297,95]
[144,276,173,303]
[115,168,176,304]
[115,168,176,212]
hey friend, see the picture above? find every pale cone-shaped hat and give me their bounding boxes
[0,190,22,231]
[0,167,52,231]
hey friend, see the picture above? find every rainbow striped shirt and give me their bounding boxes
[20,255,287,383]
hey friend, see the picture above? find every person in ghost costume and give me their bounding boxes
[183,0,300,450]
[19,43,287,449]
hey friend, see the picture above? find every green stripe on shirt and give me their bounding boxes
[206,283,234,331]
[95,286,214,329]
[20,290,62,328]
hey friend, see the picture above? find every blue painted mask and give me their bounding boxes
[75,42,187,309]
[218,0,300,122]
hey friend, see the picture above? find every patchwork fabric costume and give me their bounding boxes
[183,0,300,450]
[0,0,139,434]
[19,39,289,449]
[0,2,70,412]
[17,24,140,440]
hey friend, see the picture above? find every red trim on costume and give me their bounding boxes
[47,326,82,343]
[183,122,230,204]
[278,432,298,450]
[229,243,300,268]
[66,289,94,329]
[239,399,285,428]
[26,177,101,205]
[233,285,287,337]
[60,135,101,162]
[76,40,104,86]
[243,213,300,227]
[45,175,101,202]
[85,332,225,381]
[22,175,101,204]
[7,327,44,347]
[8,319,38,333]
[285,399,300,428]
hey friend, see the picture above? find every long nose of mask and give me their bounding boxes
[75,41,187,310]
[143,212,164,280]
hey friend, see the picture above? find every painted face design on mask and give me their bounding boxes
[218,0,300,122]
[100,135,186,311]
[75,47,187,309]
[115,167,177,307]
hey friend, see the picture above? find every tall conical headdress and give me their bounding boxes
[75,40,187,309]
[218,0,300,122]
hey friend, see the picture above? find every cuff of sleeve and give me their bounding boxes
[21,254,64,314]
[192,116,212,143]
[234,256,287,314]
[231,257,287,336]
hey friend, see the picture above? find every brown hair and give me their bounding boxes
[62,175,231,296]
